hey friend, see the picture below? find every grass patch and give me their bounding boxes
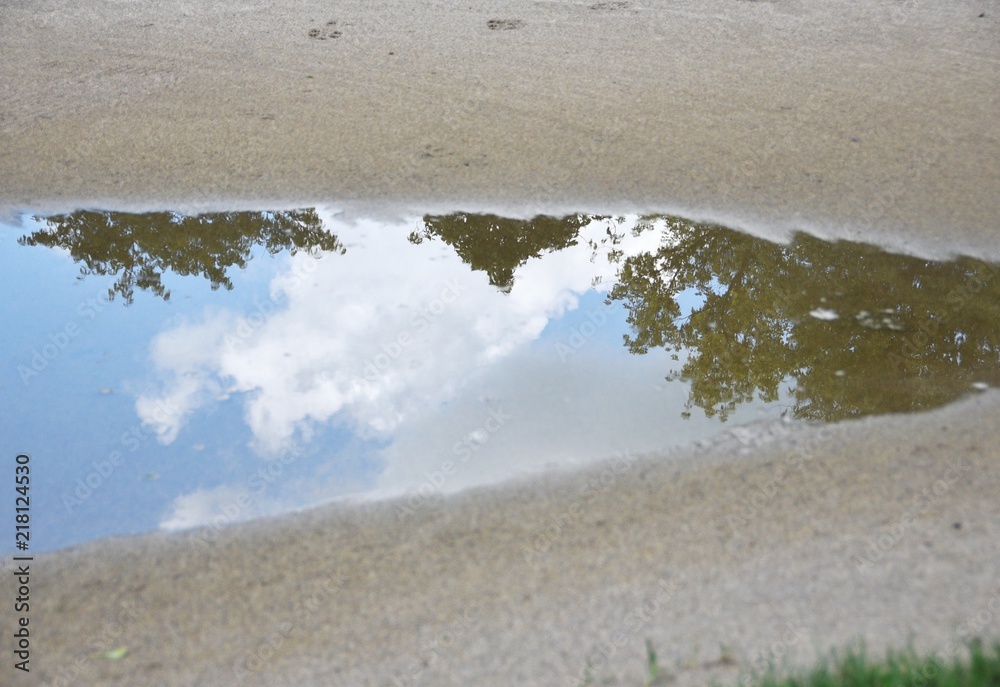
[744,640,1000,687]
[581,640,1000,687]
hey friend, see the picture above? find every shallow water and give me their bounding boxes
[2,209,997,552]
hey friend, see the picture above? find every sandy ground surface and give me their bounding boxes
[1,0,998,257]
[5,392,1000,687]
[2,0,1000,685]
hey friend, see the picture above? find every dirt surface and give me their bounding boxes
[1,1,999,685]
[0,0,998,257]
[4,392,998,686]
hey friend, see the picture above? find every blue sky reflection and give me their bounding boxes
[0,211,789,552]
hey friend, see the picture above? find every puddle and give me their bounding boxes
[2,209,998,552]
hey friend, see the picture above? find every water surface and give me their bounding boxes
[2,209,997,552]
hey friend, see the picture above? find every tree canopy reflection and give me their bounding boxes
[19,210,343,304]
[606,216,1000,421]
[18,208,1000,423]
[412,213,587,292]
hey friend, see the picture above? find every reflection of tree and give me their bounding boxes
[608,217,1000,421]
[412,213,588,292]
[19,210,344,304]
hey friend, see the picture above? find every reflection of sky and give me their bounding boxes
[0,211,789,552]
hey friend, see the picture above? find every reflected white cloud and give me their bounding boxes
[136,312,240,444]
[147,213,783,531]
[160,485,251,531]
[140,213,660,451]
